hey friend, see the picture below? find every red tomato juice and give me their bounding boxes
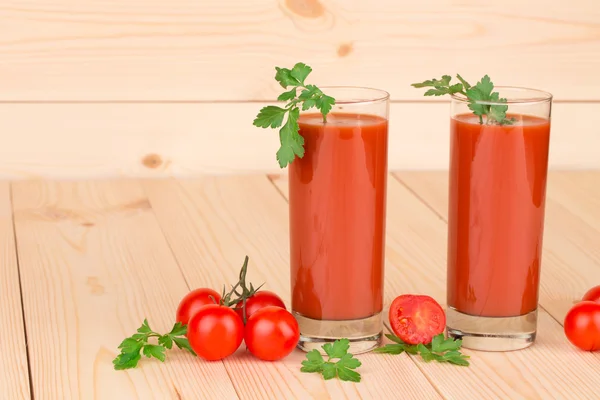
[448,113,551,318]
[289,112,388,321]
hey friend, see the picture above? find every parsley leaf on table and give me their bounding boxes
[300,338,362,382]
[431,333,462,353]
[254,63,336,168]
[374,333,470,367]
[372,334,420,355]
[113,319,196,370]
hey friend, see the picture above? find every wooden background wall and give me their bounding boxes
[1,0,599,177]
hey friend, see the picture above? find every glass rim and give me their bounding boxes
[450,86,553,105]
[318,86,390,105]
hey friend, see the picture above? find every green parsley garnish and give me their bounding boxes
[113,319,196,370]
[412,74,513,126]
[374,333,470,366]
[300,338,362,382]
[253,63,336,168]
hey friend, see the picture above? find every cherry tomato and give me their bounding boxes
[582,285,600,303]
[244,306,299,361]
[176,288,221,325]
[563,301,600,352]
[389,294,446,345]
[187,304,244,360]
[235,290,286,320]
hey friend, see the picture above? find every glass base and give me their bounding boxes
[446,307,537,352]
[293,311,382,355]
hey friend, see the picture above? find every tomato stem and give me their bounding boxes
[219,255,264,324]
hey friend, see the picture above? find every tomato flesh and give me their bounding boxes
[176,288,221,326]
[187,304,244,361]
[389,294,446,344]
[564,301,600,352]
[582,285,600,303]
[235,290,286,321]
[244,306,299,361]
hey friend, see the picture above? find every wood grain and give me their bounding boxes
[273,174,600,399]
[395,171,600,323]
[143,175,443,400]
[1,0,600,101]
[546,171,600,233]
[0,182,31,399]
[11,180,239,399]
[0,102,598,180]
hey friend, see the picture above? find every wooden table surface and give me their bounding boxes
[1,171,599,400]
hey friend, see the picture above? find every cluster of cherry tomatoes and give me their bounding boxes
[176,288,300,361]
[564,285,600,352]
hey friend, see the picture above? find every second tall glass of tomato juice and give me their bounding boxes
[447,87,553,351]
[288,87,389,354]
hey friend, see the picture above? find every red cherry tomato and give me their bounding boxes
[389,294,446,345]
[176,288,221,326]
[564,301,600,352]
[187,304,244,361]
[244,306,299,361]
[582,285,600,303]
[235,290,286,320]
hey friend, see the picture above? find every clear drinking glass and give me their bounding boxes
[446,87,553,351]
[288,87,390,354]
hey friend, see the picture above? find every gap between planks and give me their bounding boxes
[1,100,597,105]
[0,182,31,399]
[9,184,35,400]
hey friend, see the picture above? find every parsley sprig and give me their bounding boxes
[374,333,470,366]
[412,74,513,126]
[113,319,196,370]
[253,63,336,168]
[301,339,362,382]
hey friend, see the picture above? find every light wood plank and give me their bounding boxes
[0,183,31,399]
[0,102,598,180]
[273,174,600,400]
[395,171,600,323]
[11,180,239,399]
[1,0,600,101]
[144,175,442,400]
[546,171,600,233]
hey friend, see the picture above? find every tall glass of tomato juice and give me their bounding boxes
[289,87,389,354]
[447,87,553,351]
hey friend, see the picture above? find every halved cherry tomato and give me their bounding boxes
[176,288,221,325]
[244,306,299,361]
[389,294,446,345]
[582,285,600,303]
[564,301,600,352]
[187,304,244,361]
[235,290,286,320]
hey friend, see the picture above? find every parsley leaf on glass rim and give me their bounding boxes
[412,74,513,125]
[253,63,336,168]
